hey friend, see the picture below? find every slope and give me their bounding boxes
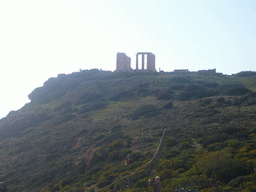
[0,69,256,191]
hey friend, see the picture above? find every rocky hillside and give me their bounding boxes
[1,69,256,191]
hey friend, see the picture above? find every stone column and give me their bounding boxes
[136,53,138,70]
[142,54,145,70]
[116,53,120,70]
[147,53,156,71]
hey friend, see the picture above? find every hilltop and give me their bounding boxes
[1,69,256,191]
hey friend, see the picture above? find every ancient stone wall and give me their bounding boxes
[198,68,216,75]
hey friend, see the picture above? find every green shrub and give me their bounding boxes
[130,152,142,161]
[134,177,149,188]
[53,114,77,126]
[202,134,228,147]
[119,148,132,159]
[218,84,252,96]
[88,167,101,175]
[157,90,175,100]
[76,92,105,105]
[109,90,134,101]
[109,151,121,161]
[164,102,174,109]
[170,76,192,83]
[165,149,180,158]
[128,105,161,120]
[109,140,124,152]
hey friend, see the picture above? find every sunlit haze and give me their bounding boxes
[0,0,256,118]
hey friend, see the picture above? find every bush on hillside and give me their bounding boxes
[228,176,246,188]
[232,96,248,106]
[148,88,161,96]
[128,105,161,120]
[137,88,150,96]
[233,130,250,140]
[129,83,151,97]
[130,151,143,161]
[166,138,178,147]
[119,148,132,159]
[247,100,256,106]
[176,89,216,101]
[183,84,205,92]
[1,113,53,137]
[170,76,192,83]
[54,101,72,112]
[78,102,108,114]
[216,97,225,104]
[202,81,219,88]
[199,98,213,106]
[202,134,228,147]
[164,102,174,109]
[108,140,124,152]
[133,82,150,90]
[222,127,240,135]
[218,84,252,96]
[168,84,186,90]
[76,92,105,105]
[157,90,175,100]
[53,114,77,126]
[175,84,217,101]
[235,71,256,77]
[246,92,256,98]
[109,90,134,101]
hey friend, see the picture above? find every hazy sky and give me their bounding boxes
[0,0,256,118]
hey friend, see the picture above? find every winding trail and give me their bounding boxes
[97,128,167,191]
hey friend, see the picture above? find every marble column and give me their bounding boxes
[136,54,138,70]
[142,54,145,70]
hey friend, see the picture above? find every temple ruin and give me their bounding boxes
[116,52,131,71]
[116,52,156,72]
[136,52,156,71]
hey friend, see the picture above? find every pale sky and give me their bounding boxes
[0,0,256,118]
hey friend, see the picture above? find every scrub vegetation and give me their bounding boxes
[1,69,256,191]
